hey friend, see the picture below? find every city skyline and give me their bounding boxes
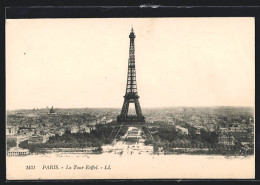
[6,18,255,110]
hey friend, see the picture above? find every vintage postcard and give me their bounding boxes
[6,17,255,179]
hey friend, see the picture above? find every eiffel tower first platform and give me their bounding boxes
[110,27,153,141]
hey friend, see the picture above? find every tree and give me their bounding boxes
[153,143,159,153]
[19,140,29,149]
[144,139,153,145]
[7,140,16,150]
[234,139,243,154]
[93,146,103,153]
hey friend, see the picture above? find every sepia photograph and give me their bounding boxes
[6,17,255,179]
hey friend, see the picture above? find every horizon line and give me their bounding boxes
[6,105,255,111]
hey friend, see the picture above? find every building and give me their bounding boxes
[6,126,18,135]
[125,127,143,140]
[7,147,29,156]
[194,126,203,135]
[175,125,189,135]
[55,128,66,136]
[50,106,55,114]
[105,118,113,124]
[70,126,79,133]
[28,134,48,144]
[218,134,235,145]
[229,126,246,132]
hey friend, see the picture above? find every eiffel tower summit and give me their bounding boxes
[117,27,145,124]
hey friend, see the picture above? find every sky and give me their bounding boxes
[6,18,255,110]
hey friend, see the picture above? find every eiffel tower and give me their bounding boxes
[117,27,145,123]
[110,27,153,142]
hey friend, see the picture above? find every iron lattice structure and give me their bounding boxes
[117,28,145,123]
